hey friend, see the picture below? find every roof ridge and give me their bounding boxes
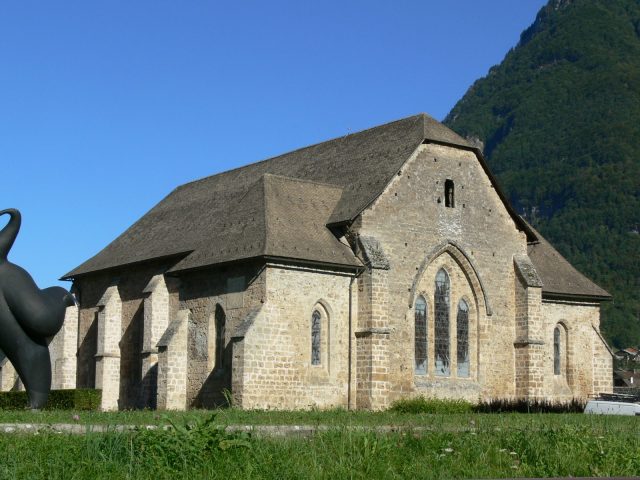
[64,111,473,277]
[173,113,427,191]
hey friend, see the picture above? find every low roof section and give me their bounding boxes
[65,113,532,279]
[527,224,611,301]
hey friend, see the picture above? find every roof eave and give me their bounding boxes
[61,251,193,281]
[541,290,612,303]
[263,255,364,274]
[166,254,364,277]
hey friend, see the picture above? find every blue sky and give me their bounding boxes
[0,0,547,288]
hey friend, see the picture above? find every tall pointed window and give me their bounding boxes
[311,310,321,365]
[553,326,561,375]
[414,296,427,374]
[457,299,470,377]
[434,269,450,376]
[215,305,226,369]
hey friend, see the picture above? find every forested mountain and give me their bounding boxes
[445,0,640,348]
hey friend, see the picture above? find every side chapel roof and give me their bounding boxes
[526,223,611,300]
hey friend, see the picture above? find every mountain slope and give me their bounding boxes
[445,0,640,347]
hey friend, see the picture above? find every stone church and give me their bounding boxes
[0,113,614,410]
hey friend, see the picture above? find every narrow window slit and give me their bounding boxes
[445,180,455,208]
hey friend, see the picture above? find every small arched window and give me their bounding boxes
[311,310,321,365]
[215,305,226,369]
[457,299,470,377]
[445,179,455,208]
[434,269,450,376]
[553,326,561,375]
[414,296,427,374]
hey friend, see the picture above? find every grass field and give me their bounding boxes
[0,409,638,479]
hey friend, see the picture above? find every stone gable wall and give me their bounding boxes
[350,140,610,404]
[354,143,527,404]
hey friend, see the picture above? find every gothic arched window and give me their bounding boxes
[215,304,226,370]
[414,296,427,374]
[434,269,450,376]
[311,310,321,365]
[457,299,470,377]
[554,326,561,375]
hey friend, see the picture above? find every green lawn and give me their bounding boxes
[0,410,638,479]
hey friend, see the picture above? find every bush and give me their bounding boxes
[0,389,101,410]
[389,396,586,414]
[0,391,29,410]
[389,396,474,414]
[474,398,586,413]
[47,389,102,410]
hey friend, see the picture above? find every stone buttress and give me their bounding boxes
[513,255,545,399]
[355,236,391,410]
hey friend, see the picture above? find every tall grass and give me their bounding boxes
[0,415,638,479]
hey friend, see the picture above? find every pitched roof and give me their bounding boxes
[166,174,361,273]
[64,113,531,279]
[65,114,470,278]
[527,223,611,300]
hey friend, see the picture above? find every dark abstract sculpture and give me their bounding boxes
[0,208,75,409]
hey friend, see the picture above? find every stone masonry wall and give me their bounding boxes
[541,300,612,399]
[238,264,353,409]
[75,262,174,407]
[49,304,78,390]
[157,309,189,410]
[355,143,530,403]
[355,267,390,409]
[0,360,19,391]
[513,262,546,400]
[140,275,177,409]
[178,262,266,408]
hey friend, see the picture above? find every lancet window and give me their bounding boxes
[414,296,428,374]
[215,305,226,369]
[434,269,450,376]
[457,299,470,377]
[311,310,321,366]
[553,326,561,375]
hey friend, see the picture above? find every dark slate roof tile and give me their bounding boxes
[66,114,437,277]
[527,223,611,300]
